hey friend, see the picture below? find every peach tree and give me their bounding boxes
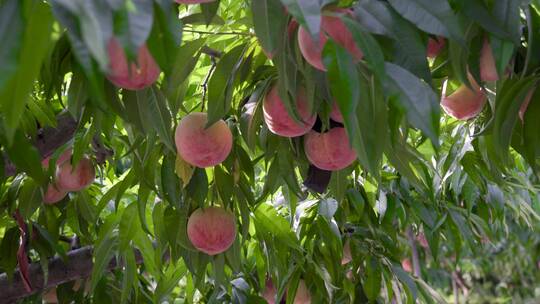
[0,0,540,303]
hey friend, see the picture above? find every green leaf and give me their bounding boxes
[201,0,220,26]
[387,0,464,43]
[0,0,23,91]
[383,62,440,145]
[161,152,182,206]
[279,0,331,39]
[363,257,381,301]
[207,44,247,126]
[1,128,46,184]
[18,180,42,219]
[119,203,140,252]
[253,203,300,250]
[251,0,288,58]
[186,168,208,205]
[135,87,175,153]
[353,0,431,82]
[0,0,53,142]
[120,250,137,304]
[0,227,20,280]
[90,233,118,293]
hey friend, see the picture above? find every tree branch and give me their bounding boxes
[406,227,422,279]
[0,244,159,303]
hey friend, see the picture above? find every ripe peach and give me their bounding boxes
[342,240,352,265]
[41,149,72,168]
[519,88,535,121]
[480,38,498,82]
[330,102,343,123]
[262,278,278,304]
[304,128,356,171]
[175,112,233,168]
[297,9,363,71]
[263,85,316,137]
[187,206,237,255]
[56,157,96,192]
[294,280,311,304]
[106,38,160,90]
[427,37,445,58]
[401,258,412,273]
[43,183,67,205]
[441,76,486,120]
[175,0,215,3]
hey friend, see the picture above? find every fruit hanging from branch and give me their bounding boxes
[175,112,233,168]
[293,280,311,304]
[304,127,356,171]
[480,38,499,82]
[187,207,237,255]
[106,38,161,90]
[56,157,96,192]
[441,75,487,120]
[427,37,446,58]
[263,85,316,137]
[297,9,363,71]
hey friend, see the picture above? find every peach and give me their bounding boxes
[341,240,352,265]
[106,38,160,90]
[298,9,363,71]
[294,280,311,304]
[263,85,316,137]
[519,88,535,121]
[43,183,67,205]
[330,102,343,123]
[262,278,278,304]
[41,149,72,168]
[441,76,486,120]
[175,0,215,3]
[480,38,498,82]
[56,157,96,192]
[401,258,412,273]
[187,206,237,255]
[304,128,356,171]
[427,37,445,58]
[175,112,233,168]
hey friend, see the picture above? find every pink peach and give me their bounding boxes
[297,9,363,71]
[262,278,278,304]
[304,128,356,171]
[402,258,412,273]
[263,85,316,137]
[480,38,498,82]
[427,37,445,58]
[293,280,311,304]
[43,183,67,205]
[330,102,343,123]
[187,206,237,255]
[175,112,233,168]
[441,76,486,120]
[56,157,96,192]
[106,38,160,90]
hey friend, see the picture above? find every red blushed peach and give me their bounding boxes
[519,88,535,121]
[262,278,278,304]
[441,76,486,120]
[106,38,160,90]
[401,258,412,273]
[263,85,316,137]
[427,37,445,58]
[293,280,311,304]
[175,112,233,168]
[341,240,352,265]
[187,207,237,255]
[330,102,343,123]
[298,9,363,71]
[43,183,67,205]
[175,0,215,3]
[41,149,72,168]
[304,128,356,171]
[480,38,498,82]
[56,157,96,192]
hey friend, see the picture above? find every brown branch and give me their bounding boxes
[406,227,422,279]
[0,243,169,303]
[4,112,78,177]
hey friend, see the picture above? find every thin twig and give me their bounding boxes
[406,227,422,279]
[183,29,253,36]
[201,56,218,112]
